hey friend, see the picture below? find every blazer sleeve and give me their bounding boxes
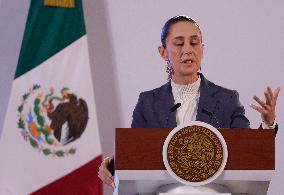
[229,90,250,128]
[131,93,147,128]
[260,123,278,134]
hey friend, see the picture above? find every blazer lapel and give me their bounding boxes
[153,82,177,128]
[196,74,218,124]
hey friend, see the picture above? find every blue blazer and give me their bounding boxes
[131,73,250,129]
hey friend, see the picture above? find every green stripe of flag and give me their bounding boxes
[15,0,86,79]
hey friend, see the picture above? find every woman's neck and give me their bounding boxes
[172,74,199,85]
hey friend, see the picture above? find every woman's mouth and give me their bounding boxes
[181,59,194,65]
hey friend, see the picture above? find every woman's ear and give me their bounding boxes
[158,46,168,61]
[201,43,205,59]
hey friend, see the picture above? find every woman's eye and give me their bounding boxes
[191,38,201,46]
[191,42,199,46]
[174,42,184,46]
[190,42,199,47]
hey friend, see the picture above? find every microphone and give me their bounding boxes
[165,103,181,127]
[170,103,181,112]
[202,108,220,128]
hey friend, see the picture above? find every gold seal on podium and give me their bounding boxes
[163,121,228,186]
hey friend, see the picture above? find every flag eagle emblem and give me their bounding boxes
[17,84,89,157]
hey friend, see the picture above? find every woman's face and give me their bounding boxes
[159,21,204,82]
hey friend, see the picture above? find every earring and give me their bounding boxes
[166,60,174,80]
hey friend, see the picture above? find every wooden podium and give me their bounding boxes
[114,128,275,195]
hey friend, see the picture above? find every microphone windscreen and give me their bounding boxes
[170,103,181,112]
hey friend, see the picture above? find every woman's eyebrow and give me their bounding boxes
[173,35,200,40]
[190,35,200,39]
[173,36,184,40]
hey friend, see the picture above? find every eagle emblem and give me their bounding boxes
[17,84,89,157]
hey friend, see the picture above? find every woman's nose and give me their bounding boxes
[182,43,193,54]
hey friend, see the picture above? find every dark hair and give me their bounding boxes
[161,15,202,48]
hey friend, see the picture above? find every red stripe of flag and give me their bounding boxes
[31,155,103,195]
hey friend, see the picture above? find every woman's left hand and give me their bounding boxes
[250,87,281,126]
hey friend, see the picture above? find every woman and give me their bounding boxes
[98,15,280,187]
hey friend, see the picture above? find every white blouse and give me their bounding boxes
[171,77,201,126]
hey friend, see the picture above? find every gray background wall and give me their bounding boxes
[0,1,283,195]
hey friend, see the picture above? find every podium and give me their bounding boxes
[114,128,275,195]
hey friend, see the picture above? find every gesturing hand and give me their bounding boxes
[98,154,114,188]
[250,87,281,126]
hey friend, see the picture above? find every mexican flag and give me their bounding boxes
[0,0,102,194]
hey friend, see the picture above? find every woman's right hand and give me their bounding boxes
[98,154,114,187]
